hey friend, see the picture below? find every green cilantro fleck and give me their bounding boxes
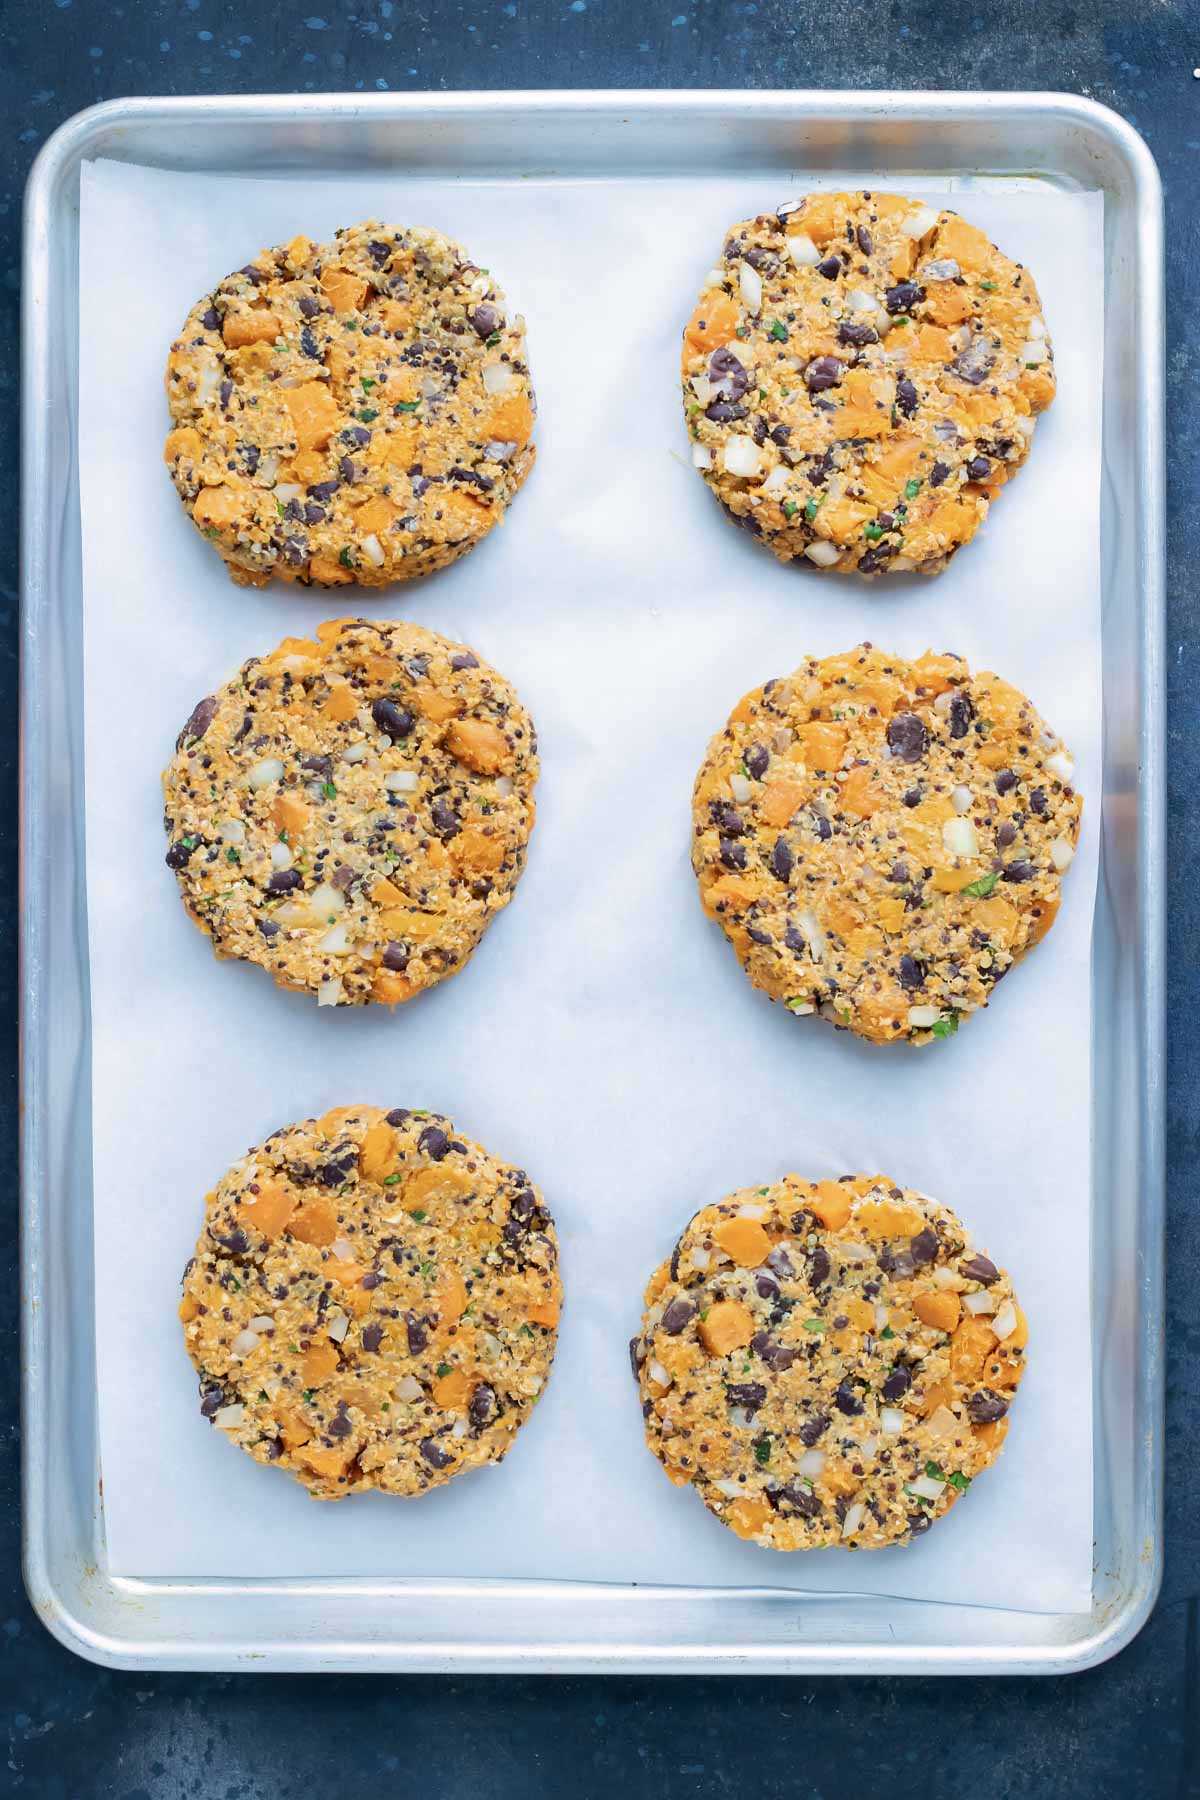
[864,522,885,542]
[804,495,822,522]
[380,1401,391,1412]
[225,847,241,865]
[891,314,910,327]
[357,408,379,422]
[699,1308,710,1323]
[289,1343,300,1354]
[276,499,287,516]
[320,780,337,801]
[228,1277,241,1292]
[769,319,788,341]
[395,399,420,413]
[753,1435,772,1466]
[803,1318,824,1334]
[782,500,798,520]
[924,1461,944,1481]
[303,1388,314,1402]
[962,872,1000,899]
[881,1326,896,1340]
[278,829,288,845]
[360,376,376,392]
[981,280,998,291]
[736,325,749,339]
[338,546,355,569]
[203,526,219,540]
[518,1323,534,1338]
[485,330,501,347]
[947,1471,971,1492]
[181,835,199,850]
[436,1363,453,1377]
[931,1012,960,1040]
[382,1173,401,1186]
[420,1260,436,1277]
[411,1209,427,1223]
[758,387,767,401]
[757,1187,769,1196]
[904,477,922,500]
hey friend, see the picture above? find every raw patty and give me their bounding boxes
[164,220,535,588]
[180,1105,561,1499]
[682,191,1055,575]
[631,1174,1025,1550]
[692,644,1081,1045]
[162,616,537,1007]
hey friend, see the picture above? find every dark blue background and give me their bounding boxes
[3,3,1196,1793]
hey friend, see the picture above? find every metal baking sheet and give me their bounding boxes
[20,89,1164,1673]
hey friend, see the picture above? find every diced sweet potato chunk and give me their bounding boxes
[319,267,369,313]
[222,309,281,348]
[713,1217,771,1268]
[289,1198,338,1247]
[192,484,244,531]
[284,381,341,453]
[236,1179,297,1242]
[445,717,509,774]
[698,1299,755,1357]
[913,1289,961,1332]
[359,1120,397,1183]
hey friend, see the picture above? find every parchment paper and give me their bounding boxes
[79,157,1101,1611]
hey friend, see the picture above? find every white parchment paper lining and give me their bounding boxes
[79,158,1101,1612]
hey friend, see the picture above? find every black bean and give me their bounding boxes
[771,423,792,445]
[881,1366,911,1402]
[418,1125,450,1161]
[966,1389,1010,1425]
[303,503,326,526]
[746,925,772,946]
[751,1332,794,1372]
[995,768,1017,795]
[961,1253,999,1285]
[726,1382,768,1410]
[178,694,219,748]
[381,942,408,972]
[1030,787,1048,816]
[966,455,991,482]
[661,1298,697,1336]
[299,753,334,781]
[299,325,322,360]
[809,808,833,840]
[908,1511,932,1537]
[798,1412,830,1447]
[948,691,975,739]
[199,1383,226,1418]
[406,1314,429,1354]
[895,376,919,417]
[755,1272,780,1301]
[743,245,778,273]
[710,801,745,835]
[951,335,995,386]
[201,306,220,331]
[450,651,480,670]
[834,1381,865,1416]
[856,225,874,255]
[805,355,843,393]
[808,1245,831,1288]
[767,1480,822,1519]
[361,1323,384,1353]
[816,255,841,280]
[628,1336,645,1380]
[308,479,340,502]
[384,1109,410,1128]
[705,399,747,424]
[372,696,414,737]
[898,954,926,992]
[719,837,747,870]
[257,919,279,941]
[267,869,303,894]
[431,799,461,840]
[1002,860,1036,882]
[929,459,950,488]
[361,1271,382,1290]
[766,1245,795,1278]
[165,839,196,870]
[997,821,1017,848]
[298,296,320,318]
[469,1383,497,1428]
[708,346,749,399]
[837,321,878,349]
[213,1226,249,1256]
[878,1244,916,1280]
[885,280,923,314]
[744,743,770,779]
[889,862,910,885]
[910,1228,939,1265]
[368,239,391,268]
[218,378,233,411]
[770,837,794,883]
[887,712,928,763]
[419,1437,455,1470]
[469,303,501,339]
[902,787,922,809]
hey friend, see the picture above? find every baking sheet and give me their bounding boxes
[79,157,1101,1612]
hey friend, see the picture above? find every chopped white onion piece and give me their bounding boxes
[738,260,763,312]
[804,540,841,568]
[859,1436,878,1459]
[727,1407,755,1430]
[880,1406,906,1434]
[230,1329,260,1359]
[647,1360,672,1389]
[1045,751,1075,784]
[309,882,346,918]
[341,739,369,764]
[219,818,246,844]
[257,452,280,487]
[797,908,826,962]
[908,1003,941,1029]
[247,756,284,790]
[213,1403,245,1430]
[248,1315,274,1332]
[963,1289,998,1315]
[797,1449,826,1477]
[691,373,714,405]
[931,1267,958,1290]
[262,1375,284,1401]
[318,922,350,954]
[922,257,961,281]
[1020,339,1049,365]
[949,323,972,354]
[926,1405,960,1438]
[992,1301,1018,1340]
[1027,315,1047,340]
[482,359,517,395]
[270,841,292,871]
[480,1332,502,1360]
[692,442,713,470]
[452,1417,470,1438]
[713,1478,743,1499]
[384,769,418,794]
[688,1247,710,1272]
[196,360,222,405]
[934,689,955,717]
[1050,837,1076,872]
[952,784,972,814]
[889,555,916,573]
[845,288,879,314]
[759,463,790,496]
[737,1203,766,1219]
[420,373,440,399]
[942,815,979,859]
[874,1304,890,1332]
[361,533,385,568]
[787,1000,816,1016]
[395,1374,424,1403]
[787,231,820,267]
[772,727,792,753]
[326,1310,350,1343]
[280,654,310,674]
[317,977,344,1007]
[910,1473,946,1501]
[901,204,940,239]
[841,1502,866,1539]
[484,439,518,462]
[722,435,763,478]
[1016,414,1037,441]
[330,1238,357,1263]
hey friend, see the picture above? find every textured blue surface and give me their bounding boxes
[3,2,1197,1794]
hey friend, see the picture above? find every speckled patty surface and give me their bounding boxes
[682,191,1055,576]
[164,220,535,588]
[162,617,538,1008]
[632,1174,1025,1551]
[180,1105,561,1500]
[692,645,1081,1045]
